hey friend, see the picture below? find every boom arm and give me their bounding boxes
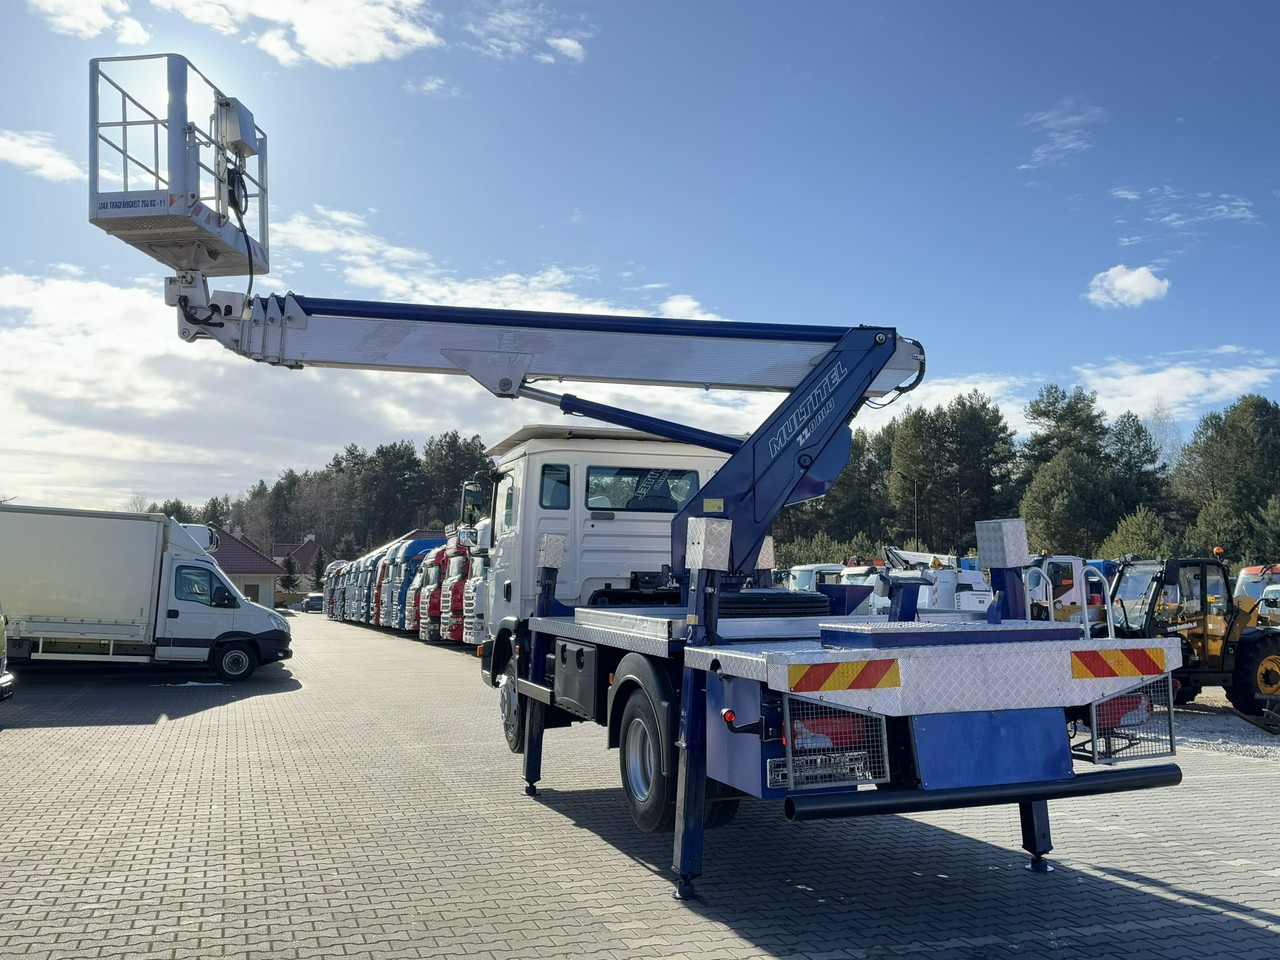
[182,289,923,579]
[186,290,921,396]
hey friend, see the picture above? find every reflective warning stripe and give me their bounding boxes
[788,659,901,692]
[1071,648,1166,679]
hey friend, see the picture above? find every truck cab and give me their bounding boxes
[1258,584,1280,627]
[417,545,448,642]
[322,560,347,618]
[481,426,731,672]
[783,563,846,593]
[1234,563,1280,614]
[462,551,490,647]
[439,543,471,643]
[381,536,445,631]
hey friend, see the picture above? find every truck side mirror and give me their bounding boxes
[212,585,237,608]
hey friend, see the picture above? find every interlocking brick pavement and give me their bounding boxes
[0,613,1277,959]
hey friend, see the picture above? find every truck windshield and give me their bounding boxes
[1235,568,1280,600]
[585,467,699,512]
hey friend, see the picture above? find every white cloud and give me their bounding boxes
[404,75,462,97]
[137,0,444,68]
[1076,353,1280,423]
[657,294,724,322]
[858,374,1037,437]
[1106,184,1261,259]
[1085,264,1170,308]
[26,0,146,41]
[0,130,84,182]
[546,36,585,62]
[30,0,589,70]
[251,27,304,67]
[115,15,149,43]
[464,1,589,64]
[1018,99,1106,170]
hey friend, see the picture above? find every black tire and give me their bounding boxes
[1227,636,1280,715]
[704,797,741,829]
[212,641,257,682]
[619,690,676,832]
[498,655,525,754]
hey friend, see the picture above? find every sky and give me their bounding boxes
[1,0,1277,511]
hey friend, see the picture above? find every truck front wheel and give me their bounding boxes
[499,655,526,754]
[213,641,257,682]
[619,690,676,832]
[1228,636,1280,715]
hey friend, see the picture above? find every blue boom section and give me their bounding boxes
[290,296,851,345]
[671,326,905,577]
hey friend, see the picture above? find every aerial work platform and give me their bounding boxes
[89,54,268,278]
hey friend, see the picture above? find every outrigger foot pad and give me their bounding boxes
[524,783,539,797]
[671,879,698,901]
[1026,857,1054,873]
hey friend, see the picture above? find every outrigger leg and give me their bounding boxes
[1019,799,1053,872]
[672,664,708,900]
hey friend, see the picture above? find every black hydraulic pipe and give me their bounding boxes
[783,763,1182,822]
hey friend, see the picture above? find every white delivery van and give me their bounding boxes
[0,504,291,680]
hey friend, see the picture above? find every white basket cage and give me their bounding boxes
[89,54,268,278]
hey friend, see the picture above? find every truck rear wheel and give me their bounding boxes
[499,655,526,754]
[704,779,741,829]
[1227,636,1280,715]
[619,690,676,832]
[213,641,257,682]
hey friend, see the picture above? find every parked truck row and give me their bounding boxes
[323,528,493,648]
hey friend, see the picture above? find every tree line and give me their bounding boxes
[139,430,492,563]
[773,388,1280,570]
[140,391,1280,574]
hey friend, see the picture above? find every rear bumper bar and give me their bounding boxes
[784,763,1182,822]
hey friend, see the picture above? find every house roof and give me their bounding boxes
[276,539,321,571]
[213,528,287,576]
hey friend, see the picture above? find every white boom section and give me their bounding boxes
[189,292,924,397]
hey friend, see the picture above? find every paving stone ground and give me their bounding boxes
[1,613,1278,959]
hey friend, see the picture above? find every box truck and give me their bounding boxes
[0,504,292,680]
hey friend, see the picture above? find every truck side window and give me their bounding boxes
[585,466,700,512]
[494,472,518,535]
[176,566,214,605]
[540,464,571,509]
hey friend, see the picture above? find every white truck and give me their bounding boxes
[0,504,292,680]
[87,53,1184,898]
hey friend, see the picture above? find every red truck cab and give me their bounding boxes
[440,546,472,643]
[418,545,449,642]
